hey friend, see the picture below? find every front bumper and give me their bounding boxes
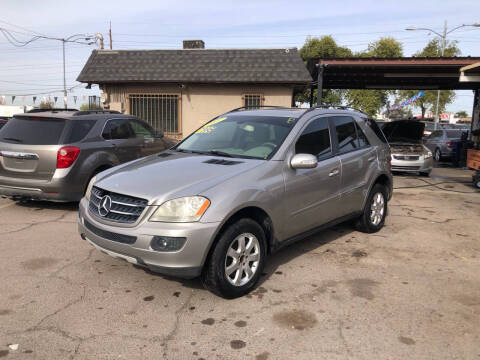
[77,198,220,279]
[391,155,433,173]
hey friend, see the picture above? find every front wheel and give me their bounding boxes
[201,218,266,298]
[355,184,388,233]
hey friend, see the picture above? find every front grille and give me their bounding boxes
[393,155,420,161]
[89,186,148,224]
[84,219,136,244]
[391,165,420,171]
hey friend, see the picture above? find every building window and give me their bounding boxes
[244,94,263,109]
[129,94,180,134]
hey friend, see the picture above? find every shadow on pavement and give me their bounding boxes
[14,200,79,212]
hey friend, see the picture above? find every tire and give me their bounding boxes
[434,148,442,162]
[355,184,388,233]
[201,218,267,299]
[419,171,430,177]
[475,180,480,189]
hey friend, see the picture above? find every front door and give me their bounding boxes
[283,116,341,240]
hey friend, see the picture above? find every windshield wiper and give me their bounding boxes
[2,137,23,143]
[207,150,233,158]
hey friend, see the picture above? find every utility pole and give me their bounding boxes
[433,20,448,130]
[109,21,113,50]
[62,39,67,109]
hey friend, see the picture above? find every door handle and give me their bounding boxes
[329,169,340,177]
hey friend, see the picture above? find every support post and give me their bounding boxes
[317,62,324,106]
[309,85,314,107]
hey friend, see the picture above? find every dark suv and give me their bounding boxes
[0,110,175,202]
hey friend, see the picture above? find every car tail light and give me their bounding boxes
[56,146,80,169]
[446,141,452,148]
[387,154,392,170]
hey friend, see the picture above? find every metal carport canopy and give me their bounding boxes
[307,57,480,90]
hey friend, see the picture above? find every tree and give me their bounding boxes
[345,38,403,116]
[365,37,403,58]
[39,100,54,109]
[455,110,468,118]
[80,103,102,111]
[296,36,352,105]
[396,39,460,117]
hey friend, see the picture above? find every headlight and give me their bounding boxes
[149,196,210,222]
[85,176,96,201]
[425,151,432,159]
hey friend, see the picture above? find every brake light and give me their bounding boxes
[387,154,392,170]
[446,141,452,148]
[56,146,80,169]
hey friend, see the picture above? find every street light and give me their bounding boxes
[406,21,480,129]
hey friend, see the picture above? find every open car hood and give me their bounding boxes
[382,120,425,144]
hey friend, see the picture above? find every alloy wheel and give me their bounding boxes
[370,192,385,226]
[224,233,260,286]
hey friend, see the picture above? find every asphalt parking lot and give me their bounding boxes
[0,168,479,359]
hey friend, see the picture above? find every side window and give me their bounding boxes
[430,130,442,139]
[130,119,154,138]
[64,120,96,143]
[365,118,387,143]
[102,119,133,140]
[295,117,331,160]
[355,123,370,148]
[332,116,359,154]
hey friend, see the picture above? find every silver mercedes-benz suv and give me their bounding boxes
[78,106,393,298]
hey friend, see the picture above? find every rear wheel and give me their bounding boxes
[201,218,266,298]
[355,184,387,233]
[434,148,442,162]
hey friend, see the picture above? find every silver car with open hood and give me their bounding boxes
[382,120,433,176]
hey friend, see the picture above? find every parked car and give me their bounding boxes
[0,110,176,202]
[424,128,470,162]
[382,120,433,176]
[78,107,393,298]
[0,117,8,130]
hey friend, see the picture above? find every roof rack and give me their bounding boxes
[312,104,368,116]
[229,105,291,112]
[72,110,121,116]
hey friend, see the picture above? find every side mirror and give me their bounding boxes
[290,153,318,169]
[155,130,164,138]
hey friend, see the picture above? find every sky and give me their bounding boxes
[0,0,479,114]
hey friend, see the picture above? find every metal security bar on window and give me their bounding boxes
[129,94,179,134]
[244,94,263,109]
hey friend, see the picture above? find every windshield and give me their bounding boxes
[176,114,298,159]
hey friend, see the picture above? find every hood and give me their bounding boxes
[95,152,263,205]
[381,120,425,144]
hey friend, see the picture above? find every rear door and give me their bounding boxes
[424,130,442,152]
[101,118,140,162]
[331,116,377,215]
[0,116,66,180]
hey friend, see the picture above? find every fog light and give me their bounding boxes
[150,236,186,252]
